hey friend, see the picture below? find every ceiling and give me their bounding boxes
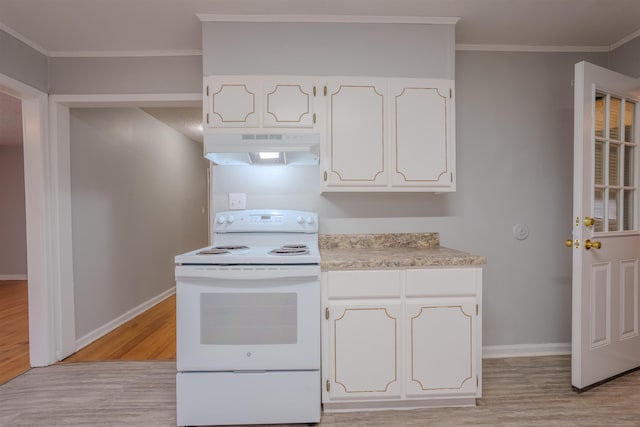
[1,1,639,147]
[0,0,639,55]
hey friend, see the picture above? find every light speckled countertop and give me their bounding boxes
[319,233,486,270]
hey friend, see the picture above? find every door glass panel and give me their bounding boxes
[610,97,622,140]
[625,102,635,142]
[595,94,605,138]
[609,144,620,186]
[608,190,619,231]
[594,187,605,232]
[595,141,605,185]
[200,293,297,345]
[624,145,634,186]
[593,92,637,233]
[623,190,635,231]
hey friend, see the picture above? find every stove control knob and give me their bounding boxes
[227,215,235,224]
[306,216,314,225]
[296,216,304,224]
[217,216,226,225]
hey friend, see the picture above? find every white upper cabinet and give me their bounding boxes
[205,77,259,128]
[262,79,316,128]
[204,76,318,130]
[203,75,456,192]
[323,79,388,187]
[390,79,455,189]
[320,77,456,192]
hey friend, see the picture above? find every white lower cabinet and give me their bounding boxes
[322,267,482,412]
[404,299,477,397]
[327,300,402,400]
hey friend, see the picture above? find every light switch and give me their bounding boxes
[228,193,246,210]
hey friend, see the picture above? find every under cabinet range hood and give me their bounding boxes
[204,133,320,165]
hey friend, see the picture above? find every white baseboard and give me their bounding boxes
[482,342,571,359]
[75,287,175,352]
[0,274,28,281]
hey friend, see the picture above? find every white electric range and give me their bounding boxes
[175,209,321,427]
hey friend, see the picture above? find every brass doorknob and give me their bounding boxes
[584,239,602,250]
[584,217,595,227]
[565,239,574,248]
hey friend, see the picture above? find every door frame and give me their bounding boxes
[0,73,52,366]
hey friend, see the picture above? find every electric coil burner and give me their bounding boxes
[269,246,311,255]
[174,209,321,427]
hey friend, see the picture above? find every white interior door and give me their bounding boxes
[572,61,640,390]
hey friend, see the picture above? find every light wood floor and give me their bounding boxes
[62,294,176,362]
[0,280,175,384]
[0,280,30,385]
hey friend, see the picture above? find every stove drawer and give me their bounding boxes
[177,370,321,426]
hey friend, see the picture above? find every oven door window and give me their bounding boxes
[201,293,297,345]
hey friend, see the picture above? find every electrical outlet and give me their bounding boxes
[228,193,246,210]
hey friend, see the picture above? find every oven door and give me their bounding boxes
[176,265,320,372]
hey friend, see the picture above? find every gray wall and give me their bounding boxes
[203,22,455,79]
[610,36,640,78]
[0,145,27,277]
[49,56,202,94]
[70,107,208,338]
[207,21,610,347]
[0,29,48,92]
[0,25,201,95]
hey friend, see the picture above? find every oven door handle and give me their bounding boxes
[175,265,320,280]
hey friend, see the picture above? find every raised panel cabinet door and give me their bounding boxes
[325,301,402,400]
[323,80,388,188]
[390,79,455,189]
[404,299,477,397]
[204,77,260,128]
[262,79,317,128]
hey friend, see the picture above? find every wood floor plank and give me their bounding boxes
[0,280,29,385]
[62,294,176,362]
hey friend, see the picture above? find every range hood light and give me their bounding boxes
[258,152,280,160]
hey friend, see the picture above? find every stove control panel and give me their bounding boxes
[250,214,284,225]
[297,215,315,225]
[214,209,318,233]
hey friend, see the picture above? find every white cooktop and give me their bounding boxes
[175,209,320,265]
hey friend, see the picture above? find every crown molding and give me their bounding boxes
[456,43,610,53]
[197,14,460,25]
[48,49,202,58]
[0,22,49,56]
[50,93,201,108]
[610,27,640,51]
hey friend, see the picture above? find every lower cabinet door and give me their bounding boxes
[404,299,477,397]
[325,300,402,400]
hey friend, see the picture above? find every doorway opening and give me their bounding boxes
[0,91,29,384]
[51,102,207,364]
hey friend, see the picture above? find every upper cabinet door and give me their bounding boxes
[262,79,316,128]
[204,76,319,130]
[390,79,455,189]
[205,77,260,128]
[323,79,388,188]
